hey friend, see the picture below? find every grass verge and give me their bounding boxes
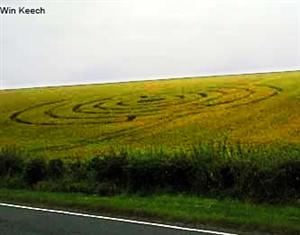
[0,188,299,235]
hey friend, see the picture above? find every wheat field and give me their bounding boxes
[0,71,299,158]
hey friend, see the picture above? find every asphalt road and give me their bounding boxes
[0,205,232,235]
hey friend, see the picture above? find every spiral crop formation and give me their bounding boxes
[11,84,281,126]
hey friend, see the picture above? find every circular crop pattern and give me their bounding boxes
[10,84,281,127]
[9,84,282,152]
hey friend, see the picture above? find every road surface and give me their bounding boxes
[0,203,236,235]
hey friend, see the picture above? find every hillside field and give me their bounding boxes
[0,71,299,158]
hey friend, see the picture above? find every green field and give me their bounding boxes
[0,71,299,158]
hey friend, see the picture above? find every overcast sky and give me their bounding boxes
[0,0,299,89]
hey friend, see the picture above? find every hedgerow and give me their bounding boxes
[0,144,299,203]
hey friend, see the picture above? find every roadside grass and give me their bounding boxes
[0,189,299,235]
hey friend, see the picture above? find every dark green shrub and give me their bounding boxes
[66,160,88,181]
[0,176,25,189]
[219,164,235,189]
[127,157,165,192]
[88,155,127,185]
[0,147,24,176]
[163,157,194,192]
[234,160,300,202]
[24,158,47,185]
[213,160,280,201]
[243,168,275,202]
[191,165,214,194]
[48,159,64,179]
[62,181,95,194]
[36,180,97,194]
[36,181,61,192]
[272,160,300,200]
[230,161,259,198]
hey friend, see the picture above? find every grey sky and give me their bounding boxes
[0,0,299,89]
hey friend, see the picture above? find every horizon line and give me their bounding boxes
[1,69,299,91]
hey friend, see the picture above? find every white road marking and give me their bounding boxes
[0,202,238,235]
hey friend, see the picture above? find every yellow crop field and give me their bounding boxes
[0,71,299,158]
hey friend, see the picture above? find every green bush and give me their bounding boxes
[0,176,25,189]
[88,155,127,185]
[0,147,24,176]
[48,159,64,179]
[163,157,194,192]
[66,160,88,181]
[24,158,47,185]
[272,160,300,200]
[126,157,165,193]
